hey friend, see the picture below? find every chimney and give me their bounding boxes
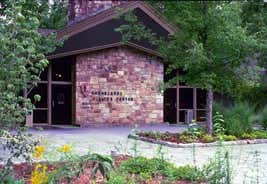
[68,0,128,25]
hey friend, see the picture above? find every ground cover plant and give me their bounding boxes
[136,101,267,144]
[136,128,267,144]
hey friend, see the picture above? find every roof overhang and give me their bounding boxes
[47,42,162,59]
[56,1,177,39]
[49,1,177,59]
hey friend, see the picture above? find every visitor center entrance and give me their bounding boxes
[28,57,73,125]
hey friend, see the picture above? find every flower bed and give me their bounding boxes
[129,130,267,148]
[1,155,205,184]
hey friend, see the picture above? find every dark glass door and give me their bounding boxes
[52,85,72,124]
[164,88,177,123]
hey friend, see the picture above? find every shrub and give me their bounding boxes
[187,120,206,137]
[217,102,255,137]
[240,133,256,140]
[119,157,203,182]
[179,134,198,143]
[107,172,132,184]
[119,157,172,176]
[252,130,267,139]
[222,135,237,141]
[202,134,215,143]
[259,106,267,130]
[170,165,203,181]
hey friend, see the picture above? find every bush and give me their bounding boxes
[259,106,267,130]
[222,135,237,141]
[202,134,215,143]
[240,133,256,140]
[170,165,203,181]
[252,130,267,139]
[179,134,198,143]
[119,157,202,181]
[119,157,172,176]
[107,172,132,184]
[215,102,255,137]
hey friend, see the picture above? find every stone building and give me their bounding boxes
[27,1,207,127]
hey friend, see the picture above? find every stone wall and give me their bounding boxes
[75,47,163,126]
[68,0,128,25]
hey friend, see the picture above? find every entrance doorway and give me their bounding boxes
[28,57,74,125]
[52,85,72,124]
[164,88,177,123]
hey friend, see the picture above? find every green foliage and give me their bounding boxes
[213,111,225,135]
[0,0,67,29]
[202,134,215,143]
[0,174,25,184]
[119,156,202,182]
[117,1,265,134]
[215,102,255,137]
[203,148,232,184]
[106,171,133,184]
[252,130,267,139]
[118,1,263,94]
[0,128,39,182]
[179,134,198,143]
[0,0,58,128]
[187,120,205,137]
[221,135,237,141]
[240,133,256,140]
[120,157,169,175]
[87,153,114,179]
[39,0,68,29]
[259,106,267,130]
[169,165,203,181]
[48,153,113,183]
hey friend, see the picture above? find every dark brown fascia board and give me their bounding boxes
[47,42,162,60]
[56,1,177,39]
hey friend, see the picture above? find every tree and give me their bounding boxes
[236,0,267,109]
[117,1,263,134]
[0,0,58,128]
[39,0,68,29]
[0,0,68,29]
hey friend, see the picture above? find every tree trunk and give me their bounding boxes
[206,89,213,134]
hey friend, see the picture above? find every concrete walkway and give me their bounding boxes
[18,125,267,183]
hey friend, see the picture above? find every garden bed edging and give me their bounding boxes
[128,134,267,148]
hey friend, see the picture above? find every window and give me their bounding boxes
[52,60,72,81]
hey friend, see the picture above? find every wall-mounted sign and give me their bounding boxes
[79,84,134,107]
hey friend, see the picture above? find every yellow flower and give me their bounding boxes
[30,163,48,184]
[33,145,45,160]
[59,144,71,153]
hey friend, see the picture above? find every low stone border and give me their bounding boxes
[128,134,267,148]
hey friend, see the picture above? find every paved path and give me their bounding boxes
[15,125,267,183]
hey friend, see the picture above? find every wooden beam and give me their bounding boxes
[176,71,180,124]
[47,63,52,125]
[193,88,197,121]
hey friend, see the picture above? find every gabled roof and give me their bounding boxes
[48,1,177,59]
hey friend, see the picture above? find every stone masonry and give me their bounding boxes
[75,47,163,126]
[68,0,129,25]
